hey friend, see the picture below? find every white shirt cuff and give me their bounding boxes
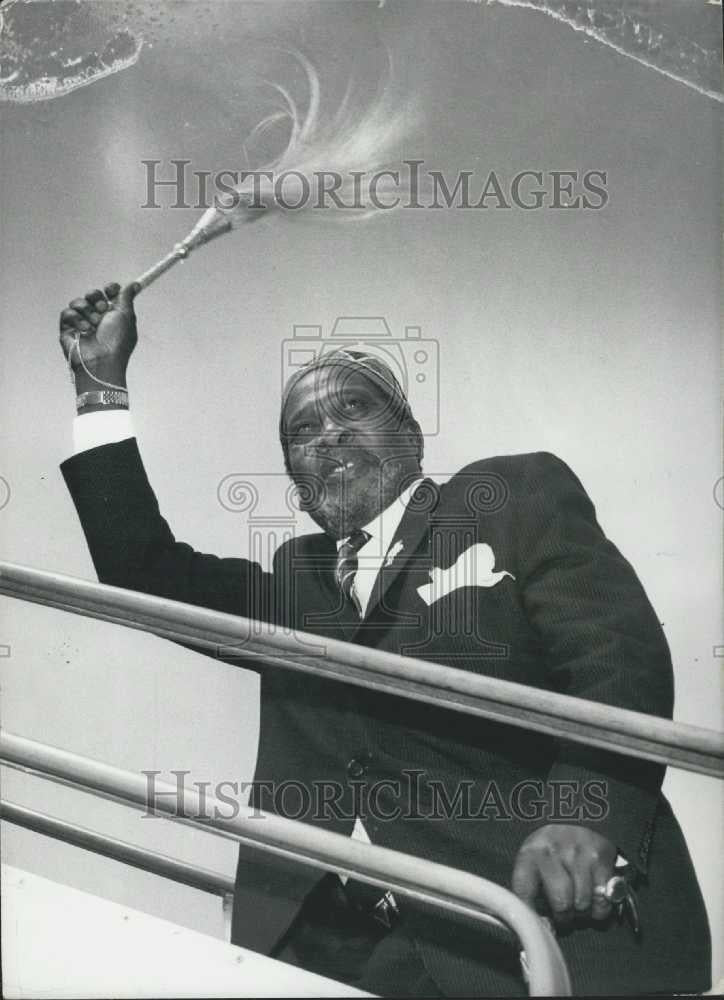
[72,410,135,455]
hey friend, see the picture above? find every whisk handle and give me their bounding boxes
[133,215,234,292]
[133,245,189,292]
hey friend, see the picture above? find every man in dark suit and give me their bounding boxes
[58,282,711,996]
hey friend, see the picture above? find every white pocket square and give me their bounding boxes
[417,543,514,607]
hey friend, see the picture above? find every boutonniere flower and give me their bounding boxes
[384,539,405,568]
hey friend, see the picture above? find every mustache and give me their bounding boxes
[304,444,380,468]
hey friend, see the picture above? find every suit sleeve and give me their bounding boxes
[61,438,273,627]
[514,452,673,873]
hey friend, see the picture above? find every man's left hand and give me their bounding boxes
[512,824,617,924]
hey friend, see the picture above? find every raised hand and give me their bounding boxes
[59,282,140,394]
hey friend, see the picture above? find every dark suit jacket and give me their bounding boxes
[61,440,710,996]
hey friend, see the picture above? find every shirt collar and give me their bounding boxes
[336,477,425,553]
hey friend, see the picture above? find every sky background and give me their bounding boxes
[1,0,722,988]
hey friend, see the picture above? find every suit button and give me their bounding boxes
[347,755,370,779]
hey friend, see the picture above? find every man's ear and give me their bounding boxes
[403,417,424,466]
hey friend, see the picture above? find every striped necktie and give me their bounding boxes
[335,529,371,616]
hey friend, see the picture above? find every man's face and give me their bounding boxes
[283,363,420,538]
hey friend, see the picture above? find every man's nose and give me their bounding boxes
[317,418,353,448]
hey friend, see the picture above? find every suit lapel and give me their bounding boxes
[352,478,440,637]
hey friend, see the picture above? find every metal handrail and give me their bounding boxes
[0,800,234,897]
[1,561,722,777]
[0,729,571,996]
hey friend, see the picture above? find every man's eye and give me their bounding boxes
[342,397,365,413]
[292,423,315,439]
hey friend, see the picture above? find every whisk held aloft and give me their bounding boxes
[133,52,418,292]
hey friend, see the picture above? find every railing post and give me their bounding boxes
[222,891,235,943]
